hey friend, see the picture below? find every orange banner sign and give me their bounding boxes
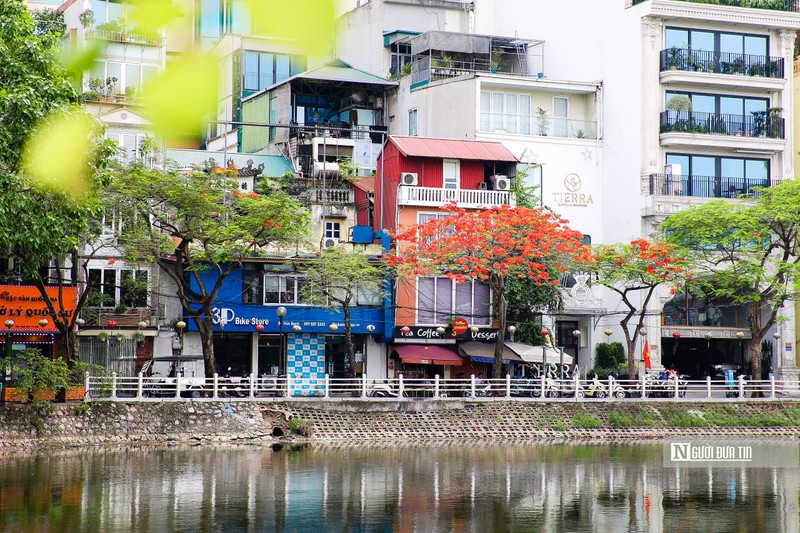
[0,285,77,332]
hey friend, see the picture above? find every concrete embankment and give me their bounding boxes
[3,400,800,450]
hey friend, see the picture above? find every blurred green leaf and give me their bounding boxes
[22,108,99,198]
[246,0,335,56]
[129,0,183,31]
[61,40,102,75]
[140,54,218,140]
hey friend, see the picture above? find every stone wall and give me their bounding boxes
[3,400,800,450]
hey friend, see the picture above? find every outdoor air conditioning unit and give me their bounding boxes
[324,237,340,248]
[494,176,511,191]
[400,172,419,186]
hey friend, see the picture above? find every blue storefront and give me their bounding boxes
[184,263,390,392]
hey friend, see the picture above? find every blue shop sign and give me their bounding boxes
[184,305,385,335]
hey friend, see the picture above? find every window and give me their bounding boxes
[408,108,418,136]
[264,275,308,305]
[325,221,341,240]
[666,153,769,197]
[105,132,148,162]
[666,27,768,58]
[480,91,533,135]
[417,276,491,325]
[663,287,748,328]
[243,51,305,92]
[553,97,569,137]
[91,0,124,24]
[87,268,148,307]
[390,42,413,75]
[91,60,159,96]
[442,159,460,189]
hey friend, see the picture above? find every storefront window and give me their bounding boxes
[417,276,491,326]
[662,287,747,327]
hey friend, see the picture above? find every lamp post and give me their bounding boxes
[508,325,517,342]
[773,330,781,371]
[572,329,581,370]
[4,319,14,361]
[276,307,287,376]
[604,328,613,343]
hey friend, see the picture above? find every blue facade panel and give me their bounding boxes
[185,265,386,335]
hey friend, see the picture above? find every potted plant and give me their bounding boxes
[732,58,745,74]
[767,107,783,138]
[536,107,549,136]
[667,46,683,70]
[1,357,28,403]
[59,361,90,401]
[13,349,68,402]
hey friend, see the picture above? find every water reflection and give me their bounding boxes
[0,444,796,532]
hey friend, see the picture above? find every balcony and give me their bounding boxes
[86,28,165,47]
[633,0,798,10]
[660,49,784,78]
[480,114,598,140]
[309,188,354,205]
[398,185,513,208]
[82,306,159,328]
[660,111,784,138]
[643,173,780,199]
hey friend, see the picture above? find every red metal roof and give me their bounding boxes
[352,176,375,193]
[389,136,518,162]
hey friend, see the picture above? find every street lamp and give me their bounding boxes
[175,320,186,355]
[572,329,581,369]
[4,319,14,361]
[604,328,613,342]
[508,325,517,342]
[276,307,287,376]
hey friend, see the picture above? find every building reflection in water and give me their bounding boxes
[0,444,797,532]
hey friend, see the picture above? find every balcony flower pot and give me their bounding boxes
[1,387,29,403]
[58,386,86,402]
[33,387,56,401]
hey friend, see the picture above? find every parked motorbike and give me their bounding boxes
[218,367,249,398]
[367,380,406,398]
[637,372,688,398]
[575,375,627,399]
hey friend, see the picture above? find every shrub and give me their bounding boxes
[553,422,568,431]
[594,342,625,372]
[573,411,603,429]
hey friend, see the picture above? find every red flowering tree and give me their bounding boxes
[389,205,592,379]
[592,239,691,378]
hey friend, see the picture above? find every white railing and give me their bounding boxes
[83,373,800,402]
[397,186,513,208]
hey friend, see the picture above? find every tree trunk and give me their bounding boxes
[492,277,506,379]
[196,315,216,379]
[65,326,79,363]
[343,304,355,378]
[748,301,763,397]
[626,339,637,380]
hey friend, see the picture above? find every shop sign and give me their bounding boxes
[0,285,76,332]
[452,317,468,335]
[394,326,499,343]
[661,327,751,339]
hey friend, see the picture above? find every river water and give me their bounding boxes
[0,444,796,532]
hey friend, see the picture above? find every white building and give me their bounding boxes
[337,0,800,376]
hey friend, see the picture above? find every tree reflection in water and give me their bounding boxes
[0,444,794,532]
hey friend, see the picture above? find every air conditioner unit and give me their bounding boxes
[324,237,340,248]
[494,177,511,191]
[400,172,419,186]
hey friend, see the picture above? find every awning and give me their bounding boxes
[393,344,463,366]
[505,342,574,365]
[458,342,525,364]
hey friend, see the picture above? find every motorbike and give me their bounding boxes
[367,380,407,398]
[218,367,250,398]
[637,371,688,398]
[575,375,627,399]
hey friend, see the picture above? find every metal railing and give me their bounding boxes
[644,173,778,198]
[660,48,784,78]
[85,28,165,47]
[82,307,158,327]
[397,185,514,208]
[83,373,800,402]
[660,111,785,139]
[633,0,798,11]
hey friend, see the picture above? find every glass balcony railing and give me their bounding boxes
[660,48,784,78]
[633,0,797,11]
[644,173,780,198]
[659,111,785,139]
[479,114,598,139]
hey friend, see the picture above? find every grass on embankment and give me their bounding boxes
[549,404,800,431]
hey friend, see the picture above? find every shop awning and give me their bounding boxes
[505,342,574,365]
[458,342,525,364]
[393,344,463,365]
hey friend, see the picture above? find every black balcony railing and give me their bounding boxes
[644,173,779,198]
[660,48,784,78]
[660,111,785,139]
[633,0,797,11]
